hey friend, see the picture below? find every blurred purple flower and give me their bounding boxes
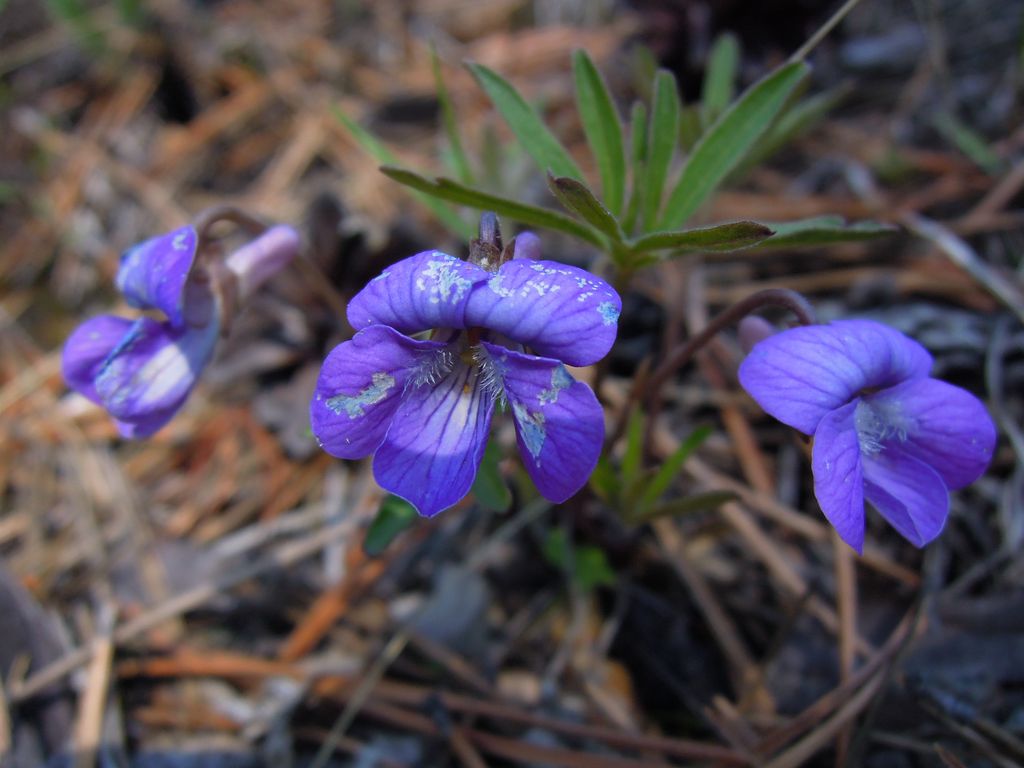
[739,320,996,552]
[310,246,621,517]
[63,224,299,437]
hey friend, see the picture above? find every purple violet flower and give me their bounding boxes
[310,247,622,517]
[739,319,996,553]
[63,224,299,437]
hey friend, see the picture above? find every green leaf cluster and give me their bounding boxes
[334,37,892,273]
[589,414,733,524]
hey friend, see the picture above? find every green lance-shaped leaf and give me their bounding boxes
[332,105,473,240]
[588,455,619,505]
[678,105,704,152]
[933,111,1003,175]
[642,69,681,231]
[658,61,809,230]
[380,166,606,248]
[572,50,627,216]
[547,174,625,243]
[364,495,418,556]
[638,425,713,512]
[471,440,512,512]
[631,220,774,254]
[628,491,737,525]
[466,62,584,181]
[620,409,645,491]
[749,216,896,250]
[701,32,740,125]
[431,44,474,185]
[732,84,849,180]
[623,101,648,235]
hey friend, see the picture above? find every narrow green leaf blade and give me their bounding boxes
[380,166,605,247]
[678,105,703,152]
[701,33,740,124]
[547,174,625,242]
[364,495,418,556]
[642,69,681,230]
[332,105,473,240]
[432,45,475,185]
[572,50,627,216]
[658,61,809,229]
[629,491,737,525]
[623,101,648,235]
[638,425,713,511]
[750,216,896,250]
[471,440,512,512]
[933,111,1003,175]
[734,84,848,178]
[621,410,645,489]
[588,455,619,504]
[631,220,773,254]
[467,62,584,180]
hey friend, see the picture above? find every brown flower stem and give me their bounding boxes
[640,288,815,453]
[192,204,269,255]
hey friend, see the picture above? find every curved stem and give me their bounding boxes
[647,288,814,398]
[640,288,815,451]
[192,204,270,256]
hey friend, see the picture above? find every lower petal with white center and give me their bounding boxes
[93,316,219,423]
[63,314,136,403]
[114,405,186,439]
[812,401,866,553]
[482,342,603,503]
[373,360,494,518]
[311,325,449,459]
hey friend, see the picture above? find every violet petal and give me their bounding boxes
[62,315,134,403]
[113,407,182,439]
[373,360,494,518]
[740,319,933,435]
[347,251,488,333]
[811,401,866,553]
[863,448,949,547]
[512,231,541,260]
[482,342,603,503]
[463,260,621,367]
[860,378,996,490]
[116,226,198,327]
[93,316,218,423]
[311,326,450,459]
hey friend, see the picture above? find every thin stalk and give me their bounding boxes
[641,288,815,452]
[790,0,865,63]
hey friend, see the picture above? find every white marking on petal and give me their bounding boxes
[418,257,473,305]
[326,372,396,418]
[597,301,620,325]
[487,274,515,298]
[538,365,573,406]
[513,402,546,462]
